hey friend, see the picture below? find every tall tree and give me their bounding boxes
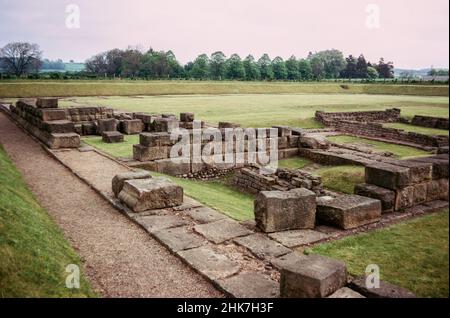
[376,58,394,78]
[210,51,227,80]
[121,48,142,78]
[272,56,287,80]
[285,56,300,80]
[0,42,42,76]
[190,54,210,79]
[308,49,345,78]
[340,55,358,78]
[258,54,274,80]
[298,59,312,80]
[309,56,325,80]
[356,54,368,78]
[243,55,260,80]
[226,54,245,80]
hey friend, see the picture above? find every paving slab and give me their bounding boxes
[216,272,280,298]
[270,252,304,270]
[328,287,365,298]
[153,226,206,252]
[135,215,188,233]
[349,276,416,298]
[269,229,330,248]
[178,246,240,281]
[186,206,227,224]
[194,219,253,244]
[234,233,291,260]
[172,196,203,211]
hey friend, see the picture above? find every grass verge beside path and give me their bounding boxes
[383,122,449,136]
[308,209,449,298]
[0,144,95,297]
[82,135,138,159]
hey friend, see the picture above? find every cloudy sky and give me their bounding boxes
[0,0,448,68]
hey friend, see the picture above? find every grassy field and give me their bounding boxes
[327,135,432,159]
[83,135,138,159]
[0,81,448,98]
[0,145,95,297]
[315,165,365,194]
[383,122,449,136]
[309,209,449,298]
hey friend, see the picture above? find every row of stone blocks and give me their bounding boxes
[355,155,449,212]
[255,188,382,232]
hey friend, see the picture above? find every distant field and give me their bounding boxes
[0,80,448,98]
[57,94,449,128]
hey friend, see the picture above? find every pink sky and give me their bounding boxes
[0,0,448,68]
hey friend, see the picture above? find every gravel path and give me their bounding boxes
[0,112,222,298]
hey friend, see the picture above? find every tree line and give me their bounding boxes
[1,41,398,80]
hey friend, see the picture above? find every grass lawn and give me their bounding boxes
[278,157,312,169]
[0,81,448,98]
[383,122,449,136]
[327,135,432,159]
[308,209,449,298]
[82,135,139,159]
[315,165,365,194]
[0,145,95,297]
[49,93,450,129]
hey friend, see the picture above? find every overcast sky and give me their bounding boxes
[0,0,448,69]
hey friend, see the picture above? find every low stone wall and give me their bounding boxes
[315,108,401,126]
[411,115,449,130]
[10,98,80,149]
[355,154,449,212]
[233,166,324,195]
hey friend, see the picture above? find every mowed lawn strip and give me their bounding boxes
[308,209,449,298]
[82,135,139,159]
[383,122,449,136]
[0,145,95,297]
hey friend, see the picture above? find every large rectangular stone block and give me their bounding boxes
[409,156,449,180]
[154,117,179,132]
[180,112,195,122]
[112,170,152,197]
[38,109,67,121]
[97,118,117,134]
[426,179,449,201]
[48,133,80,149]
[317,194,381,229]
[120,119,143,134]
[385,159,432,183]
[354,183,396,213]
[133,144,168,161]
[394,186,415,211]
[118,177,183,212]
[254,188,316,233]
[155,158,191,176]
[140,132,175,147]
[365,162,411,190]
[41,120,75,133]
[102,131,124,143]
[280,254,347,298]
[36,98,58,108]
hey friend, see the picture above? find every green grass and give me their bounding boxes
[383,122,449,136]
[308,209,449,298]
[315,165,365,194]
[82,135,139,159]
[156,173,254,221]
[0,81,448,98]
[327,135,432,159]
[0,145,95,297]
[278,157,312,169]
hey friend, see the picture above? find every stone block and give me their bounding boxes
[38,108,67,121]
[135,215,187,233]
[155,158,191,176]
[394,186,415,211]
[120,119,143,134]
[365,162,411,190]
[102,131,124,143]
[316,194,381,229]
[36,98,58,108]
[133,144,169,161]
[426,179,449,201]
[354,183,396,213]
[118,177,183,212]
[349,276,416,298]
[254,188,316,233]
[268,229,329,248]
[153,226,205,252]
[280,254,347,298]
[299,134,330,149]
[154,117,179,132]
[97,118,117,134]
[386,159,432,183]
[218,122,241,129]
[140,132,175,147]
[111,170,152,197]
[328,287,365,298]
[272,126,292,137]
[233,233,291,259]
[180,112,195,122]
[42,120,74,133]
[194,219,252,244]
[185,206,226,224]
[407,156,448,180]
[82,122,97,135]
[412,182,428,205]
[216,273,279,298]
[48,133,80,148]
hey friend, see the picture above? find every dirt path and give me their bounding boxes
[0,112,222,298]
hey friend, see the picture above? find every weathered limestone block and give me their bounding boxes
[412,182,428,205]
[118,177,183,212]
[328,287,365,298]
[394,186,415,210]
[97,118,117,134]
[36,98,58,108]
[216,272,279,298]
[299,134,330,149]
[426,179,449,201]
[386,159,432,183]
[254,188,316,233]
[354,183,396,213]
[140,132,175,147]
[120,119,143,135]
[288,135,300,148]
[365,162,411,190]
[154,117,179,132]
[180,112,195,122]
[82,122,97,135]
[409,156,449,179]
[280,254,347,298]
[48,133,80,149]
[102,131,124,143]
[111,170,152,197]
[42,120,75,133]
[38,108,67,121]
[133,144,169,161]
[316,194,381,229]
